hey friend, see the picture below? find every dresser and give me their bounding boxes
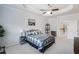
[74,37,79,54]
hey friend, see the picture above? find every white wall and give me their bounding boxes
[1,5,79,47]
[0,5,47,47]
[0,5,4,46]
[46,16,57,31]
[57,14,79,39]
[77,20,79,36]
[47,13,79,39]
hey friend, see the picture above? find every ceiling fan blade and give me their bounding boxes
[52,8,59,11]
[43,12,46,14]
[40,9,47,11]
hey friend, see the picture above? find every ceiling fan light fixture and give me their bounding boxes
[40,4,60,15]
[43,12,46,14]
[46,11,51,14]
[42,11,53,15]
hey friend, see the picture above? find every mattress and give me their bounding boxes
[26,34,55,50]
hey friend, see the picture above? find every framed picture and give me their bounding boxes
[28,19,35,26]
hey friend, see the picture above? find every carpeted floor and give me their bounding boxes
[5,37,74,54]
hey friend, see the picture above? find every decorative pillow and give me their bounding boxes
[26,30,43,36]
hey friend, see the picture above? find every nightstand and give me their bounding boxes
[0,46,6,54]
[19,36,27,44]
[51,31,56,37]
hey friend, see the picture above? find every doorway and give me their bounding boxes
[57,20,77,39]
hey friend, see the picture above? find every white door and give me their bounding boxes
[57,20,77,39]
[66,21,77,39]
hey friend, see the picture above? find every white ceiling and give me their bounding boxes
[26,4,73,16]
[2,4,79,16]
[26,4,70,10]
[62,4,79,14]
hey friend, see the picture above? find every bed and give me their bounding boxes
[24,30,55,53]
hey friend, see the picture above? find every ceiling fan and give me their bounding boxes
[40,4,59,14]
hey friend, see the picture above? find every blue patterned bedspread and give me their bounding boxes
[26,34,55,50]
